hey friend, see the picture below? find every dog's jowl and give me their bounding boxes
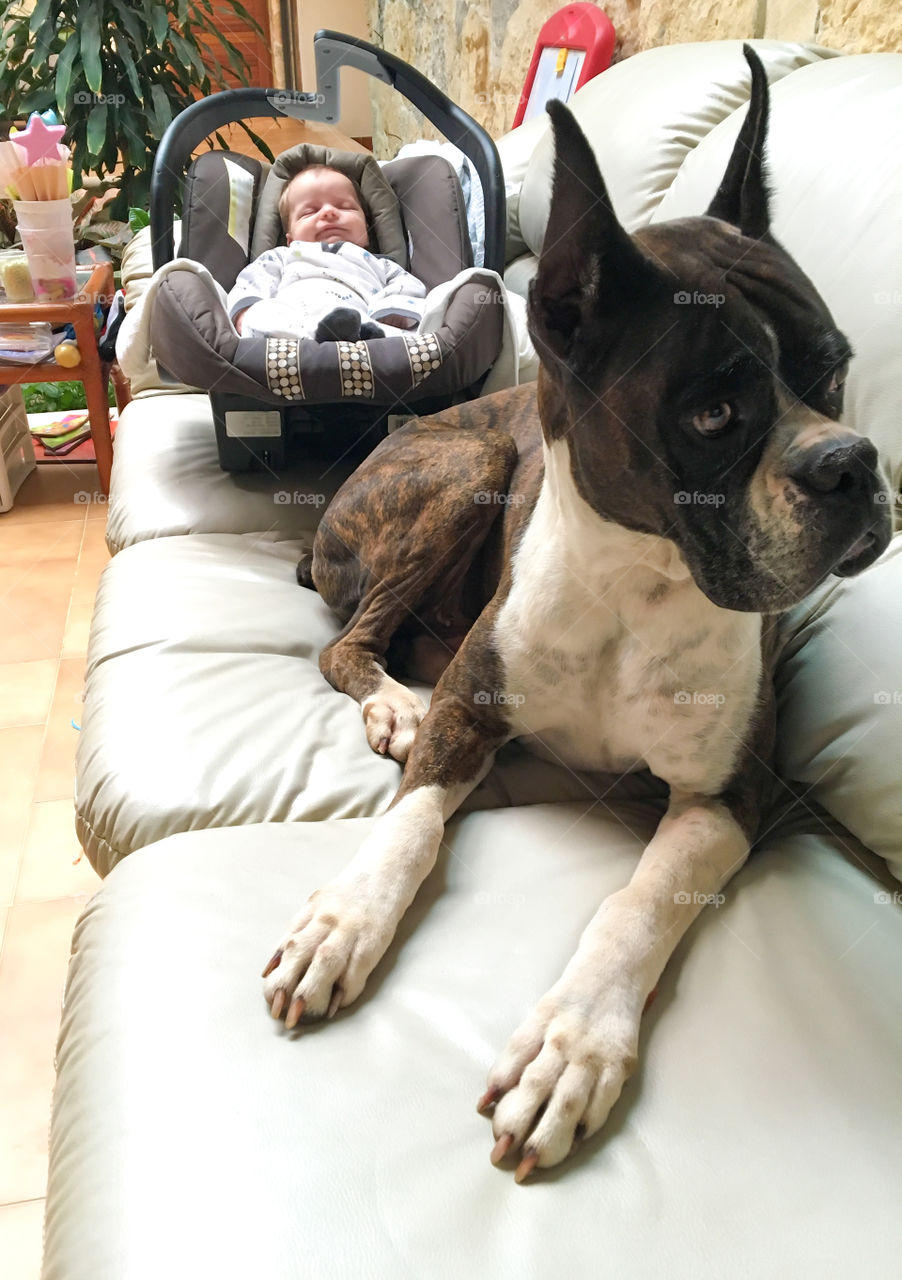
[263,46,891,1180]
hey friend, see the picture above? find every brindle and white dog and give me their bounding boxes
[263,48,891,1180]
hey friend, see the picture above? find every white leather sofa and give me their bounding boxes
[43,40,902,1278]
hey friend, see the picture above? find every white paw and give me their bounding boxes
[262,880,394,1027]
[477,987,639,1180]
[361,681,426,762]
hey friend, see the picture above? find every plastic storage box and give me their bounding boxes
[0,385,36,512]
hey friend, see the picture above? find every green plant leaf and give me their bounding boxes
[20,87,57,113]
[149,84,172,135]
[86,102,108,157]
[110,32,143,104]
[54,33,79,106]
[129,206,150,232]
[28,0,55,37]
[115,5,145,54]
[228,0,266,39]
[236,121,275,163]
[151,5,170,47]
[79,1,104,95]
[168,28,207,81]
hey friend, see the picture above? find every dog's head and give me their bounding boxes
[529,45,891,612]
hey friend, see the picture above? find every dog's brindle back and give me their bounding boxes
[267,48,890,1181]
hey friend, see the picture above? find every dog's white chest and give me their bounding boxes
[493,449,763,794]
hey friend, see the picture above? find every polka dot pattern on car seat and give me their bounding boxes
[265,338,304,398]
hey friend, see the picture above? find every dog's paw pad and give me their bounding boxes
[362,683,426,762]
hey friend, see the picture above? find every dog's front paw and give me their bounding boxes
[478,988,639,1181]
[262,881,393,1027]
[361,682,426,762]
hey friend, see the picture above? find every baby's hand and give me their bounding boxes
[234,309,247,335]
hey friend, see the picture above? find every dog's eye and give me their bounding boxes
[693,403,733,435]
[826,362,849,394]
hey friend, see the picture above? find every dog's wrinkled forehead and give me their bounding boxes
[633,216,851,400]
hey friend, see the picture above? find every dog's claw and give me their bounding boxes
[490,1133,515,1165]
[377,737,390,755]
[477,1086,501,1114]
[270,989,286,1020]
[285,996,306,1030]
[327,988,342,1019]
[262,949,283,978]
[514,1150,539,1183]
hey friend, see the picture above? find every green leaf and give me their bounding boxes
[28,0,54,37]
[228,0,266,39]
[168,28,206,81]
[86,103,108,158]
[113,32,144,103]
[149,84,172,135]
[151,5,170,47]
[115,6,145,53]
[54,34,79,106]
[236,121,275,164]
[79,2,104,95]
[129,206,150,233]
[20,87,57,114]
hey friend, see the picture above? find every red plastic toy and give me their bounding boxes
[513,3,616,128]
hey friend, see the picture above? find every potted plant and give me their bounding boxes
[0,0,268,216]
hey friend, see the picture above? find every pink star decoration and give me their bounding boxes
[14,114,67,165]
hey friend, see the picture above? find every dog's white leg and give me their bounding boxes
[480,795,750,1179]
[264,765,492,1027]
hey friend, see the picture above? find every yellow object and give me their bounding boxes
[556,47,569,74]
[54,340,81,367]
[1,256,34,302]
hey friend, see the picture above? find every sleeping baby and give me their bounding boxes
[227,164,427,343]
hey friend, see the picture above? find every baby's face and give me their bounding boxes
[282,170,368,247]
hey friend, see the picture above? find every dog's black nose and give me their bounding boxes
[787,436,880,497]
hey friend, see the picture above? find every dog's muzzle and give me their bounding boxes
[786,434,892,575]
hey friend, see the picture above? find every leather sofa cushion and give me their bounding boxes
[105,394,355,555]
[777,534,902,880]
[514,39,833,251]
[44,805,902,1278]
[76,534,648,875]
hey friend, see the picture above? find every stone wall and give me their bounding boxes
[365,0,900,154]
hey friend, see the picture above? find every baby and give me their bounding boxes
[227,165,427,342]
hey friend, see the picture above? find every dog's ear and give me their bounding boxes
[706,44,772,238]
[529,100,662,364]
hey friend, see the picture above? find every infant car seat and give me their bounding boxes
[148,29,507,472]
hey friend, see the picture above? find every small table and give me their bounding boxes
[0,261,127,494]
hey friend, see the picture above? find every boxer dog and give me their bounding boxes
[262,47,891,1180]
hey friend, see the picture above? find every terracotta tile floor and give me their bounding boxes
[0,461,107,1278]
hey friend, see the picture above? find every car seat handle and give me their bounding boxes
[151,29,506,277]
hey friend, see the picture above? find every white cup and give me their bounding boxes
[13,198,77,302]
